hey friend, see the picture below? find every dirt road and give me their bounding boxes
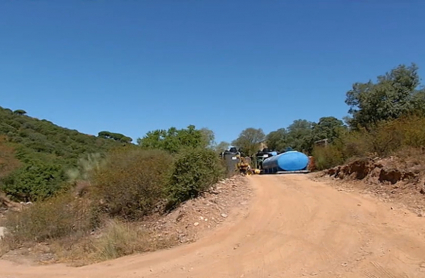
[1,175,425,278]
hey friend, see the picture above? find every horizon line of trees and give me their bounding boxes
[230,63,425,157]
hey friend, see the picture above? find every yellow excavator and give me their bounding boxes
[235,155,260,175]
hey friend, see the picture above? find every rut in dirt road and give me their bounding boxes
[1,175,425,278]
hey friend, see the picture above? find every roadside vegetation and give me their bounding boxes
[0,119,225,263]
[232,63,425,170]
[0,107,130,202]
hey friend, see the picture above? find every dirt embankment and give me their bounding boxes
[318,157,425,216]
[143,175,253,247]
[0,175,253,266]
[2,174,425,278]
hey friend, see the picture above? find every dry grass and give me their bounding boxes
[92,219,148,260]
[314,115,425,170]
[45,218,176,266]
[3,193,96,245]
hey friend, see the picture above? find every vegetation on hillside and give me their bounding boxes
[0,122,226,262]
[231,63,425,170]
[0,106,129,201]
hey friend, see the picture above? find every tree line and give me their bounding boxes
[230,63,425,161]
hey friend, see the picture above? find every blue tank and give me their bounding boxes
[262,151,309,173]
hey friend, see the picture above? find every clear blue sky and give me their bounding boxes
[1,1,425,144]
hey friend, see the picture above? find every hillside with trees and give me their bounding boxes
[0,119,226,263]
[0,106,131,201]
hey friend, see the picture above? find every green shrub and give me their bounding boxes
[91,149,173,220]
[1,161,67,202]
[166,147,225,209]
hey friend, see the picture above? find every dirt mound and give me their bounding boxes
[0,175,253,266]
[144,175,252,246]
[325,157,422,185]
[319,156,425,216]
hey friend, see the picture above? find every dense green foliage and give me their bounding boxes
[265,128,287,152]
[311,117,346,144]
[345,63,425,129]
[137,125,213,153]
[231,128,265,156]
[2,162,66,202]
[165,147,225,209]
[0,106,127,201]
[263,117,346,154]
[98,131,132,143]
[136,126,226,210]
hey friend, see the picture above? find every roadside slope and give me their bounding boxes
[1,174,425,278]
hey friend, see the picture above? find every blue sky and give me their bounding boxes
[1,0,425,144]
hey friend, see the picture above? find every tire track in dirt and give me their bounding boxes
[1,174,425,278]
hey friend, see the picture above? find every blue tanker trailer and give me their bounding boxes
[261,151,310,174]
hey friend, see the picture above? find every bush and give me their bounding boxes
[166,148,225,209]
[91,219,149,260]
[4,193,96,244]
[398,115,425,148]
[91,149,173,220]
[312,145,345,170]
[312,115,425,169]
[1,162,67,202]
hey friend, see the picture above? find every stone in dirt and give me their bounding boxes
[0,226,7,240]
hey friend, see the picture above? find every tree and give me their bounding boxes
[311,117,346,144]
[412,89,425,115]
[285,119,314,153]
[137,125,207,153]
[266,128,287,151]
[1,161,66,202]
[13,109,27,115]
[214,141,230,153]
[200,128,216,149]
[165,148,225,209]
[231,128,265,156]
[345,63,421,129]
[98,131,132,143]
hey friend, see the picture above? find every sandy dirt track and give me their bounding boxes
[1,174,425,278]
